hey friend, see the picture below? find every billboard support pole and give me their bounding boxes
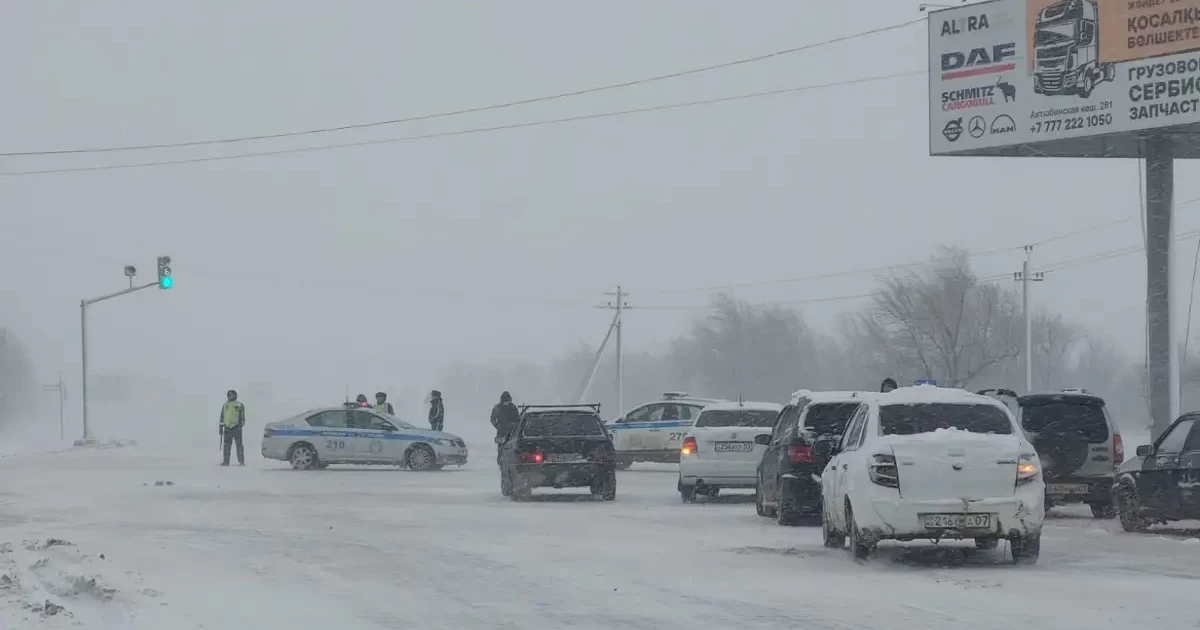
[1145,136,1176,441]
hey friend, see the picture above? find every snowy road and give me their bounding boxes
[1,444,1198,629]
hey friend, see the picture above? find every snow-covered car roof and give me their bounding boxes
[788,390,873,406]
[521,407,603,416]
[877,385,1008,410]
[699,401,782,413]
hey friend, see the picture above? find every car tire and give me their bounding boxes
[821,503,845,549]
[1089,502,1116,519]
[974,537,999,550]
[405,444,437,471]
[777,483,802,527]
[845,503,874,561]
[591,470,617,501]
[288,444,318,470]
[1117,485,1149,532]
[755,480,768,517]
[500,468,513,497]
[679,483,697,503]
[510,471,532,502]
[1010,532,1041,565]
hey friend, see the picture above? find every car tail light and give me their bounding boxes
[1113,434,1124,465]
[1016,458,1039,486]
[681,437,697,456]
[787,445,814,463]
[519,451,544,464]
[868,453,898,488]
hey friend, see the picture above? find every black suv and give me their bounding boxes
[498,404,617,501]
[1016,390,1122,518]
[1114,411,1200,531]
[756,392,866,526]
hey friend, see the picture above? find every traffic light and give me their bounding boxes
[157,256,173,289]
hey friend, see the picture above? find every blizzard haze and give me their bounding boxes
[0,0,1187,445]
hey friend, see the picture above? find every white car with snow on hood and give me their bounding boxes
[677,401,781,502]
[261,403,468,471]
[820,385,1045,564]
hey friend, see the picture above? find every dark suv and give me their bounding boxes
[1017,390,1122,518]
[498,404,617,501]
[1114,411,1200,531]
[755,391,867,526]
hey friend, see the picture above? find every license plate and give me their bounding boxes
[547,453,584,463]
[714,441,753,452]
[1048,483,1090,495]
[921,513,993,529]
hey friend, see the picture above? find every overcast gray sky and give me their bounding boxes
[1,0,1187,424]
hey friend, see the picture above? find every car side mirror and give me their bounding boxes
[754,434,771,446]
[494,436,506,445]
[1136,444,1153,457]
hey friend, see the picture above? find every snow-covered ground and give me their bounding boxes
[0,442,1198,629]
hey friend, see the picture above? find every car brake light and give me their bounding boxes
[519,451,544,464]
[787,445,813,463]
[681,437,697,456]
[868,453,898,488]
[1113,434,1124,465]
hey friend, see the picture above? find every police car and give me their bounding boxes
[261,403,468,470]
[607,392,725,468]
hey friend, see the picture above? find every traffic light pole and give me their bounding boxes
[79,281,158,445]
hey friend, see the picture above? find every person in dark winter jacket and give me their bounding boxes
[490,391,520,464]
[880,378,898,393]
[428,390,445,431]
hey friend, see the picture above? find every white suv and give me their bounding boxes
[820,386,1045,564]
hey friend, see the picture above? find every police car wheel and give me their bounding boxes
[405,444,437,471]
[289,444,318,470]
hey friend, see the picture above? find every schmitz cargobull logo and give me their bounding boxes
[942,84,996,111]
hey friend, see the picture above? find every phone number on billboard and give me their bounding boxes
[1029,113,1114,134]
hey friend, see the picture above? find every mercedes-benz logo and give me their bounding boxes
[968,116,986,138]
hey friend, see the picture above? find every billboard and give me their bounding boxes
[929,0,1200,155]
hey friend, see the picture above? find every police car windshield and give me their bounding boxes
[803,402,860,437]
[880,403,1013,436]
[695,409,777,428]
[521,412,605,437]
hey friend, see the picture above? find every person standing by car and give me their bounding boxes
[490,391,519,464]
[880,378,898,393]
[219,389,246,467]
[428,390,445,431]
[374,392,394,415]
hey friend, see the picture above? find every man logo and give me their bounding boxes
[942,117,964,142]
[989,114,1016,134]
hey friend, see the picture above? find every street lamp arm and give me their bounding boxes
[82,281,158,307]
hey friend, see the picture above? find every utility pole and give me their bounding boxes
[41,373,67,440]
[599,287,630,415]
[1012,245,1044,393]
[78,258,174,446]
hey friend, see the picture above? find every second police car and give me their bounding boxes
[261,402,468,470]
[606,392,726,469]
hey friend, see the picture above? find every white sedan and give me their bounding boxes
[261,404,468,470]
[820,386,1045,564]
[678,401,782,502]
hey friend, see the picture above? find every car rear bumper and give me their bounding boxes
[679,458,757,487]
[515,463,612,488]
[779,473,823,512]
[858,484,1045,541]
[1044,476,1113,503]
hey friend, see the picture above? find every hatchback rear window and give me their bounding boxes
[1019,398,1109,442]
[521,413,605,437]
[802,403,860,437]
[880,403,1013,436]
[695,409,778,428]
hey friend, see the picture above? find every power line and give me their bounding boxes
[0,18,925,158]
[1041,227,1200,273]
[0,70,925,177]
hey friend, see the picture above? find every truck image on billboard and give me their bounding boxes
[929,0,1200,156]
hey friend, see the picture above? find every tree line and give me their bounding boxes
[440,247,1158,434]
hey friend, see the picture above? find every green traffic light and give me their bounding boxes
[160,276,173,289]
